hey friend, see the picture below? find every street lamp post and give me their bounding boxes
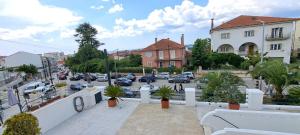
[256,20,265,90]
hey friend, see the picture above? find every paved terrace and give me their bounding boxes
[45,101,205,135]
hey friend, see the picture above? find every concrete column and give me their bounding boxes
[246,89,264,110]
[140,87,150,103]
[185,88,195,106]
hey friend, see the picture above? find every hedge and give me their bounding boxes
[117,67,152,73]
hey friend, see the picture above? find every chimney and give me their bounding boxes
[181,34,184,46]
[155,37,157,43]
[209,18,214,34]
[210,18,214,30]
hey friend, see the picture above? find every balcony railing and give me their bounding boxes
[265,33,290,41]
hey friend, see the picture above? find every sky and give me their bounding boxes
[0,0,300,56]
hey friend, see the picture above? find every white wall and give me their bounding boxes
[4,51,43,68]
[31,86,104,133]
[211,21,294,63]
[201,109,300,134]
[212,128,299,135]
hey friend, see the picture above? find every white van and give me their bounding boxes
[24,82,45,94]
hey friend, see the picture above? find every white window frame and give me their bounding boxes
[159,50,163,59]
[170,61,176,67]
[244,30,254,37]
[147,61,152,67]
[144,51,152,57]
[170,50,176,59]
[271,27,283,38]
[270,44,282,50]
[221,33,230,39]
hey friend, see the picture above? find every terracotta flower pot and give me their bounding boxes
[161,99,169,109]
[108,98,117,107]
[228,103,240,110]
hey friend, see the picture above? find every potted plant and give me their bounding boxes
[226,87,244,110]
[3,113,41,135]
[155,85,173,109]
[104,85,123,107]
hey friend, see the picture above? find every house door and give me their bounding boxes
[159,61,163,68]
[248,45,254,55]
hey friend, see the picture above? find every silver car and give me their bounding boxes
[156,72,170,79]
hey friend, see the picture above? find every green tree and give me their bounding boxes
[3,113,40,135]
[128,54,142,67]
[191,38,211,69]
[250,60,289,98]
[74,22,102,49]
[16,64,38,76]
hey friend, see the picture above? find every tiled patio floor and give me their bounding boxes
[117,104,204,135]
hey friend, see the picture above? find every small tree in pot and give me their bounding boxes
[155,85,173,109]
[104,85,123,107]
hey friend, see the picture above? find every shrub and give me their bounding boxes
[201,72,245,103]
[3,113,41,135]
[157,67,182,74]
[240,60,251,70]
[117,67,152,73]
[55,82,67,88]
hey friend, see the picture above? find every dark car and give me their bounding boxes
[58,74,67,80]
[168,75,190,83]
[138,75,156,82]
[114,78,132,86]
[111,74,123,79]
[126,74,136,81]
[122,87,134,98]
[69,75,81,81]
[83,75,97,81]
[70,83,86,90]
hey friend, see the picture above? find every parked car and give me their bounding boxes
[139,84,159,94]
[96,74,108,82]
[168,75,190,83]
[114,77,132,86]
[111,74,123,79]
[69,75,81,81]
[122,87,134,98]
[24,82,46,94]
[138,75,156,82]
[126,74,136,81]
[83,74,97,81]
[182,72,195,79]
[70,83,87,91]
[58,74,67,80]
[156,72,170,79]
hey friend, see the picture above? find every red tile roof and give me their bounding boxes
[212,15,300,31]
[142,39,184,51]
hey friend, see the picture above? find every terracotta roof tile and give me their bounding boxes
[142,39,184,51]
[212,15,300,31]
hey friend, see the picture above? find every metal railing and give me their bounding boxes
[213,114,239,129]
[265,34,290,41]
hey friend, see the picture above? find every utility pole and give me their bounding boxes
[46,57,53,85]
[104,49,111,86]
[13,86,22,113]
[256,20,265,90]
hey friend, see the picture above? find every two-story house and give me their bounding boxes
[211,15,300,63]
[141,34,186,68]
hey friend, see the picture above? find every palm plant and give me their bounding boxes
[201,71,245,103]
[250,60,289,99]
[155,85,173,101]
[104,85,123,100]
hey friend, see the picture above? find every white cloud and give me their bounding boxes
[102,0,110,2]
[97,0,300,39]
[108,4,123,14]
[90,5,104,10]
[0,0,82,40]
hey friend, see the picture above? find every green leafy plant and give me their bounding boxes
[155,85,173,101]
[3,113,41,135]
[288,87,300,101]
[201,72,245,104]
[104,85,124,100]
[55,82,67,88]
[250,60,289,99]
